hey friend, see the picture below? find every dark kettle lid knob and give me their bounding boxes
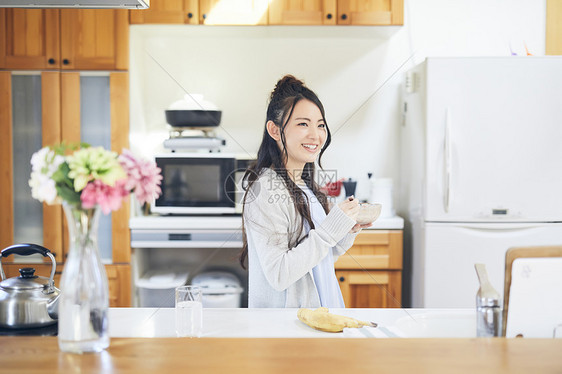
[19,267,37,279]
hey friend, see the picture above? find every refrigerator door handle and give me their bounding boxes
[444,108,452,213]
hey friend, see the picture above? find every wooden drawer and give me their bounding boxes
[336,269,402,308]
[335,230,403,270]
[2,263,131,307]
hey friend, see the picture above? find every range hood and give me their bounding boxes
[0,0,148,8]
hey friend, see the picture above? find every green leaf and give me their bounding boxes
[51,141,90,155]
[52,163,70,183]
[55,184,81,205]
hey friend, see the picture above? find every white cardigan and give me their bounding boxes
[243,168,358,308]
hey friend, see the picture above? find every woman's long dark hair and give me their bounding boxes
[239,75,332,269]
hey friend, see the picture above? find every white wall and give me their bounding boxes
[130,0,545,202]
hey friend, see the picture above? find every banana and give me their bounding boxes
[297,307,377,333]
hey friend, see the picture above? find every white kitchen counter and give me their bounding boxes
[109,307,475,338]
[129,215,404,230]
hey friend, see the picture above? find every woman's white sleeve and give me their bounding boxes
[244,187,355,291]
[332,232,359,261]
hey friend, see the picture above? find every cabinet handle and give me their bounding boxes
[339,276,345,282]
[63,59,70,65]
[48,58,56,65]
[202,13,207,20]
[326,13,332,20]
[187,12,193,18]
[341,14,348,20]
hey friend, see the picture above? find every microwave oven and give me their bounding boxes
[152,153,246,215]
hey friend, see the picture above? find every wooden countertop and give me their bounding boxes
[1,337,561,373]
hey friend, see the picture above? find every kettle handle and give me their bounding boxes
[0,244,56,291]
[1,243,51,258]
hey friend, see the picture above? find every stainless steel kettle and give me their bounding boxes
[0,244,60,329]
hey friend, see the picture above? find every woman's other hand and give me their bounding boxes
[338,196,359,221]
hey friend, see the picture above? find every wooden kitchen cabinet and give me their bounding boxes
[337,0,403,25]
[335,230,402,308]
[58,71,131,266]
[0,71,132,307]
[130,0,267,25]
[0,72,64,259]
[0,9,59,70]
[129,0,199,24]
[59,10,129,70]
[130,0,402,25]
[0,9,128,70]
[199,0,268,25]
[268,0,336,25]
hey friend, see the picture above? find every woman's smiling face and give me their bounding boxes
[279,99,327,174]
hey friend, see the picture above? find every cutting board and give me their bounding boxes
[506,257,562,338]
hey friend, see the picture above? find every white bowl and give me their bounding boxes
[356,203,382,225]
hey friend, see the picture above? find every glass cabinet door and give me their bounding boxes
[60,71,130,264]
[0,71,63,262]
[80,74,113,261]
[12,74,44,246]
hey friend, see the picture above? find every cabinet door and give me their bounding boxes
[337,0,403,25]
[0,72,64,262]
[337,270,401,308]
[130,0,199,24]
[200,0,268,25]
[268,0,336,25]
[60,9,129,70]
[60,72,130,264]
[0,9,60,69]
[106,264,131,307]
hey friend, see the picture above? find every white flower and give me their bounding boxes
[30,147,49,172]
[29,172,58,204]
[29,147,65,204]
[30,146,64,175]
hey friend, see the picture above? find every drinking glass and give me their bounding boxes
[175,285,203,337]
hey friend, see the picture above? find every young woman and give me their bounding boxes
[240,75,371,308]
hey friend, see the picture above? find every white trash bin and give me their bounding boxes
[136,269,189,307]
[191,271,244,308]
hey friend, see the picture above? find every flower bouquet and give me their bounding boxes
[29,143,162,213]
[28,143,162,353]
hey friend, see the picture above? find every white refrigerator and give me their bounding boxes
[401,57,562,308]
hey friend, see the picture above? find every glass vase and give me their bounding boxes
[58,202,109,353]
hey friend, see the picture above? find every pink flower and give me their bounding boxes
[81,179,129,214]
[119,149,162,205]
